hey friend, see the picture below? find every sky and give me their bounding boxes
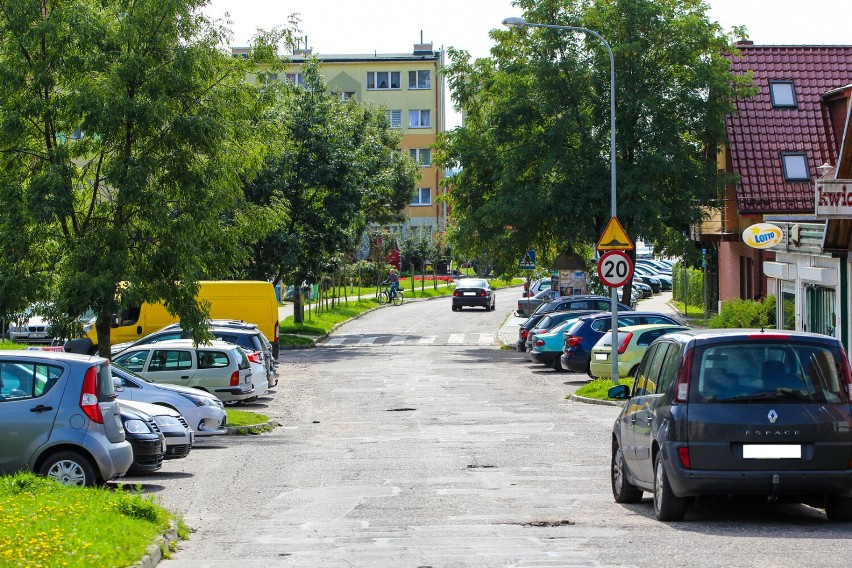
[204,0,851,128]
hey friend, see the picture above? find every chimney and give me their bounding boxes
[414,30,433,55]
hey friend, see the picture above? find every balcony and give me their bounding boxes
[692,198,738,242]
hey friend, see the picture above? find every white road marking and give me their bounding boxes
[418,336,437,345]
[447,334,465,345]
[388,336,407,345]
[358,337,379,345]
[325,338,345,346]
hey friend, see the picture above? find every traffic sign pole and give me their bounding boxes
[596,219,633,386]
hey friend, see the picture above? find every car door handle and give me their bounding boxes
[180,376,190,379]
[644,416,653,423]
[30,404,53,413]
[629,416,636,424]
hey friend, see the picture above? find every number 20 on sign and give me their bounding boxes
[597,250,634,288]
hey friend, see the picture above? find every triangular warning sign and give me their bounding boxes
[596,217,634,251]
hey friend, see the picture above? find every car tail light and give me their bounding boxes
[247,351,262,364]
[478,290,486,297]
[678,447,691,469]
[521,329,529,339]
[453,290,461,297]
[839,349,852,395]
[535,339,544,347]
[566,336,582,348]
[617,332,633,354]
[673,347,694,403]
[230,370,240,386]
[79,366,104,424]
[274,320,279,344]
[748,333,791,340]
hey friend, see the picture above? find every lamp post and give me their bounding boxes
[503,16,620,383]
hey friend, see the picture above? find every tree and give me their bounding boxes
[0,0,278,355]
[434,0,754,301]
[241,61,418,321]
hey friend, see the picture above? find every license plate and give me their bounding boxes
[743,445,801,459]
[30,332,47,338]
[594,353,608,361]
[463,292,476,296]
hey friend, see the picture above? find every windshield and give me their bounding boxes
[691,340,850,403]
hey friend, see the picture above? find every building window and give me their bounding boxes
[409,148,431,166]
[340,91,356,101]
[408,109,431,128]
[408,70,430,89]
[385,110,402,129]
[286,73,305,87]
[781,153,809,181]
[769,80,797,108]
[410,188,432,206]
[366,71,400,90]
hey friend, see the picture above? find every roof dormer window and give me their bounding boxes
[769,80,797,108]
[781,153,809,181]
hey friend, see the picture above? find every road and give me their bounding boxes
[131,288,852,567]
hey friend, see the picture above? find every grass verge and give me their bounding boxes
[225,408,270,427]
[279,334,315,347]
[574,377,633,400]
[0,473,184,567]
[280,299,376,336]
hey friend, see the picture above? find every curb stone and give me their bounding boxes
[132,520,179,568]
[224,418,281,435]
[569,393,625,407]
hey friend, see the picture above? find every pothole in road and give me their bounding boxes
[386,408,417,412]
[511,519,575,527]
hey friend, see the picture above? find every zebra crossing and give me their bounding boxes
[319,333,497,348]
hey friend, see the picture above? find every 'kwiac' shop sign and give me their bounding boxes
[816,180,852,217]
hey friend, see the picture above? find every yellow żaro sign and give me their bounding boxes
[597,217,633,251]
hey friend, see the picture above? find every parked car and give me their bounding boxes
[516,310,599,352]
[523,277,552,298]
[118,399,193,460]
[111,364,227,436]
[7,308,56,344]
[111,320,277,387]
[588,323,691,378]
[452,278,495,311]
[111,339,255,403]
[534,295,634,318]
[0,351,132,486]
[608,328,852,522]
[528,317,587,371]
[633,281,653,298]
[524,310,597,352]
[636,258,673,275]
[634,264,672,290]
[632,274,662,294]
[117,402,165,474]
[517,288,561,318]
[561,311,684,375]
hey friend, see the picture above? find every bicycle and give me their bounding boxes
[377,284,404,306]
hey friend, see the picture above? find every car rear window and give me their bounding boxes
[690,341,850,403]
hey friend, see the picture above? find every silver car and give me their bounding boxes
[111,364,227,436]
[118,399,193,460]
[0,351,133,486]
[111,339,255,403]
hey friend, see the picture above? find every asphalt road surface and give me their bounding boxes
[131,288,852,567]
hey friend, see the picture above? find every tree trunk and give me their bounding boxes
[95,312,113,358]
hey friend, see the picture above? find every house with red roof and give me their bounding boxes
[694,42,852,347]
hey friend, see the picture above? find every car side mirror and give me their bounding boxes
[608,384,630,400]
[112,377,124,392]
[111,316,120,328]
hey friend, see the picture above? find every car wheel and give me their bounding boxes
[39,451,98,487]
[653,453,688,521]
[825,496,852,521]
[553,356,564,372]
[611,440,643,503]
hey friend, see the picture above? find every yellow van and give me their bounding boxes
[84,281,279,356]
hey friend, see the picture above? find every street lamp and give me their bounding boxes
[503,16,621,383]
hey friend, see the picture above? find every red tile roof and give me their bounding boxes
[726,45,852,214]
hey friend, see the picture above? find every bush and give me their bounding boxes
[671,263,704,308]
[708,295,776,329]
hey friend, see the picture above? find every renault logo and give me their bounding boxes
[768,410,778,424]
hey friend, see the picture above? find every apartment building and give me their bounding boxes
[235,41,446,239]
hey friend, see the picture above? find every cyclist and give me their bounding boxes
[383,268,400,300]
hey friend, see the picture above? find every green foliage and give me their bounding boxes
[671,262,705,308]
[435,0,754,269]
[708,296,776,329]
[225,408,271,427]
[241,61,418,287]
[574,377,634,400]
[0,0,285,355]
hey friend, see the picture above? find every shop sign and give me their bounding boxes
[743,223,784,249]
[816,179,852,217]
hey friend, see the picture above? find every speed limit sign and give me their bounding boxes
[597,250,633,288]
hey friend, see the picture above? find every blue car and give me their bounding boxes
[528,317,585,371]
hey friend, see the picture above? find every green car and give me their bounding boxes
[588,323,690,378]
